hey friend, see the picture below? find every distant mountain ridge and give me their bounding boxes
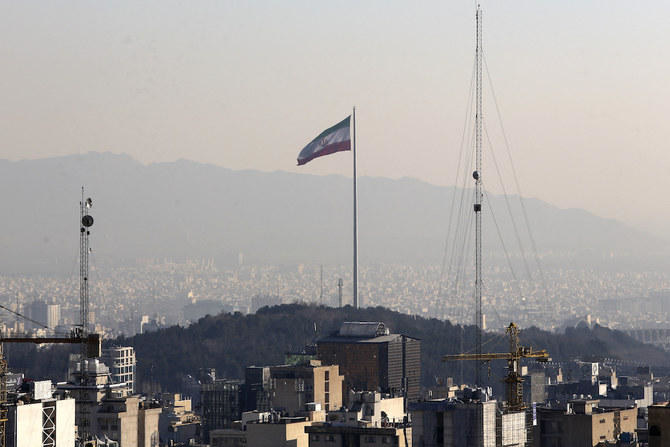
[0,152,664,273]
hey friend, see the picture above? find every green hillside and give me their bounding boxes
[6,304,669,396]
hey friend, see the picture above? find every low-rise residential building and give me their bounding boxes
[270,360,344,415]
[306,424,411,447]
[326,391,405,427]
[56,358,160,446]
[533,399,637,447]
[158,393,200,445]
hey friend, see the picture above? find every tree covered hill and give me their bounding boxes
[6,304,670,395]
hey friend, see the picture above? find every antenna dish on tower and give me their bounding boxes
[82,215,94,227]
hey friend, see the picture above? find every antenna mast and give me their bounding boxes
[474,5,484,387]
[79,188,94,384]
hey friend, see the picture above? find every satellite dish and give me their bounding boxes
[82,215,94,227]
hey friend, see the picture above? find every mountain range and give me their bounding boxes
[0,152,664,273]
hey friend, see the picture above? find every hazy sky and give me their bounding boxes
[1,1,669,237]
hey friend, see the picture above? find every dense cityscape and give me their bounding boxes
[2,260,670,338]
[2,1,670,446]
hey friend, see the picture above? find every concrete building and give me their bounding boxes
[209,428,246,447]
[317,322,421,403]
[497,411,526,447]
[5,380,75,447]
[648,402,670,447]
[209,409,326,447]
[523,370,548,405]
[270,360,344,415]
[308,390,411,447]
[246,416,313,447]
[241,366,271,412]
[57,358,161,447]
[26,301,60,330]
[201,379,242,441]
[306,423,411,447]
[326,391,405,427]
[533,399,637,447]
[410,396,497,447]
[102,346,137,394]
[158,393,200,446]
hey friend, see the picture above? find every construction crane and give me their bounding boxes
[442,322,549,411]
[0,319,102,447]
[0,188,101,447]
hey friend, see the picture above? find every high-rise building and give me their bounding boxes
[317,322,421,403]
[26,301,61,330]
[102,346,137,394]
[523,370,548,405]
[241,366,271,412]
[201,379,242,442]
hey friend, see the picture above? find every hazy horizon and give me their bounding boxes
[1,1,668,238]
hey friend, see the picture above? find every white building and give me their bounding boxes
[6,380,75,447]
[326,391,405,427]
[102,346,136,394]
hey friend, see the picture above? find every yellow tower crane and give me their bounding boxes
[442,322,549,411]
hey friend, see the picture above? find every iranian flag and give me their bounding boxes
[297,116,351,166]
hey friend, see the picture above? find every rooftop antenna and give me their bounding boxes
[474,4,484,387]
[79,187,94,384]
[337,278,344,308]
[320,265,324,304]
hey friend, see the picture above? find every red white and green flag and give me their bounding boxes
[297,116,351,166]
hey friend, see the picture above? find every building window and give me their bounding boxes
[365,436,375,443]
[326,435,335,442]
[310,434,320,441]
[325,371,330,380]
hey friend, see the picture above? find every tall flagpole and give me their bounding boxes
[353,106,359,308]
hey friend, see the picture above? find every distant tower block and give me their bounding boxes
[337,278,344,308]
[237,252,244,266]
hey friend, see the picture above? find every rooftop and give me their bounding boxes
[339,322,389,338]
